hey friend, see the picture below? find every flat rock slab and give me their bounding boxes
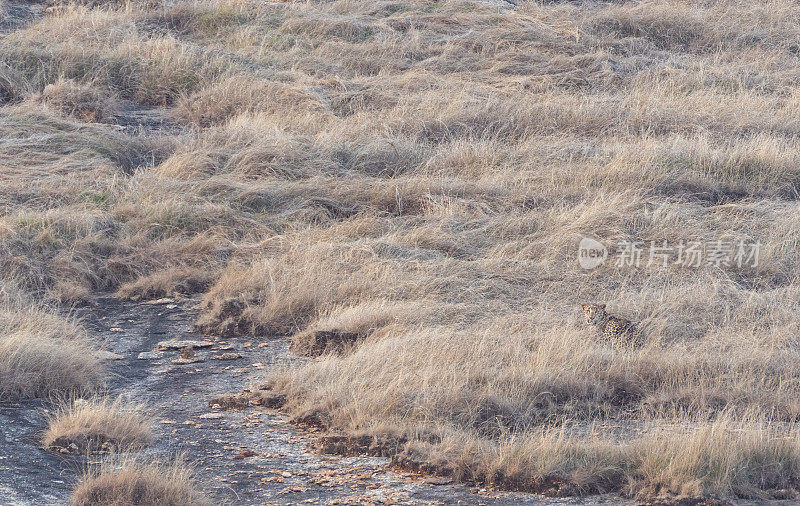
[157,339,213,350]
[143,298,175,305]
[172,357,205,365]
[214,353,243,360]
[137,351,164,360]
[425,476,454,486]
[95,351,124,361]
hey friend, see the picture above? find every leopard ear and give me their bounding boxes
[598,304,606,310]
[580,303,587,309]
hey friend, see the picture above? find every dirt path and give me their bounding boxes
[0,297,634,505]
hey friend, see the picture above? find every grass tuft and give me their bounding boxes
[43,397,152,454]
[71,457,206,506]
[0,283,103,401]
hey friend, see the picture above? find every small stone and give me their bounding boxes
[215,353,243,361]
[234,448,256,460]
[137,352,163,360]
[109,327,124,332]
[424,476,453,485]
[199,413,224,419]
[95,351,123,361]
[144,298,175,305]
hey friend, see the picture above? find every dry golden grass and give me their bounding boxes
[43,398,152,454]
[434,412,800,499]
[3,0,800,500]
[289,299,426,356]
[36,79,118,123]
[71,457,206,506]
[0,282,103,400]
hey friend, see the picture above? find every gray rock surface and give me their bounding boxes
[1,296,635,505]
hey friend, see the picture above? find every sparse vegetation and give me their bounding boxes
[0,282,103,400]
[3,0,800,501]
[71,458,205,506]
[36,79,119,123]
[43,398,152,454]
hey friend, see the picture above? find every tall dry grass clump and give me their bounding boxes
[443,413,800,499]
[36,79,118,123]
[43,398,152,454]
[0,282,103,400]
[637,415,800,499]
[71,458,206,506]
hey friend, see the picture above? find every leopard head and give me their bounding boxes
[580,303,607,325]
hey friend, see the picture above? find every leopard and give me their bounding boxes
[580,303,640,346]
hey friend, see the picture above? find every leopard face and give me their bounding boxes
[580,303,607,325]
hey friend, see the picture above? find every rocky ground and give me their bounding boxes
[0,296,635,505]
